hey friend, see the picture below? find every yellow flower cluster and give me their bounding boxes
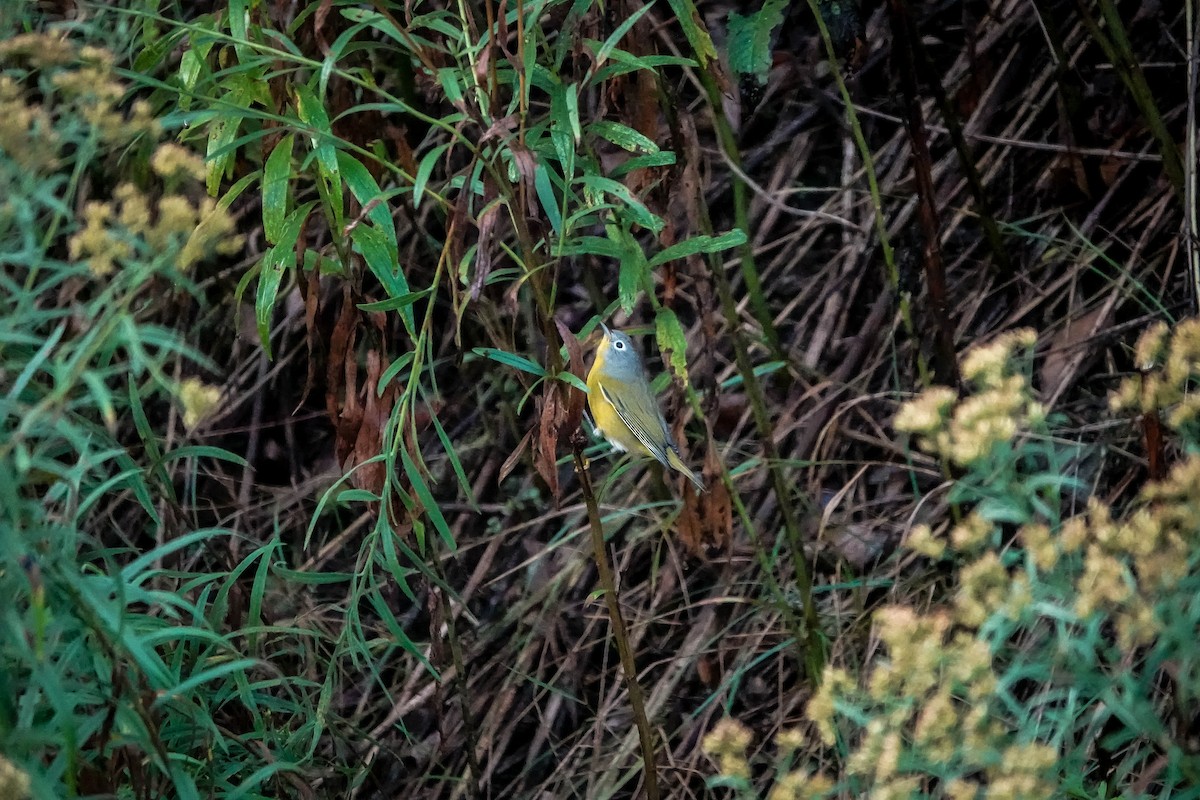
[0,34,156,176]
[1049,460,1200,650]
[0,38,237,277]
[0,75,57,171]
[0,755,29,800]
[701,717,753,780]
[767,768,833,800]
[806,604,1055,799]
[802,321,1200,798]
[896,329,1043,466]
[1112,318,1200,432]
[701,719,834,799]
[152,142,208,184]
[67,169,242,277]
[178,377,222,429]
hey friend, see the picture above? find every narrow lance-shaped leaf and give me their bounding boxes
[648,229,747,267]
[293,83,344,230]
[262,133,294,244]
[656,306,690,385]
[257,202,315,356]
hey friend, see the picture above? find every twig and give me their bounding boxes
[570,437,660,800]
[888,0,961,387]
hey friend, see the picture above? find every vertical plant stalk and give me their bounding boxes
[1072,0,1184,196]
[571,440,660,800]
[705,249,827,683]
[1186,0,1199,310]
[694,69,784,360]
[429,557,484,797]
[908,12,1013,282]
[801,0,934,385]
[660,0,826,678]
[661,0,783,359]
[887,0,961,387]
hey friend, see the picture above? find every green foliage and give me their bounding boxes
[0,18,317,799]
[705,331,1200,798]
[727,0,788,88]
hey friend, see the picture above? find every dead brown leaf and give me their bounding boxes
[553,315,586,442]
[676,442,732,558]
[326,284,356,412]
[346,349,397,495]
[469,200,502,300]
[501,428,533,485]
[533,386,562,498]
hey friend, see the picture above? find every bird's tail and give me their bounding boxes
[667,449,706,493]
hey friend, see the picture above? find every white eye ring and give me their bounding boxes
[614,341,625,349]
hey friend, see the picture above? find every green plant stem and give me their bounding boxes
[887,0,960,387]
[706,252,826,683]
[803,0,933,389]
[665,2,781,361]
[908,9,1013,282]
[1073,0,1184,197]
[572,443,660,800]
[700,74,782,360]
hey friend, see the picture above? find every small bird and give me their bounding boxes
[586,323,705,492]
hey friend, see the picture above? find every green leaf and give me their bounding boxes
[472,348,547,377]
[647,229,748,267]
[609,151,677,179]
[618,255,647,314]
[349,223,415,334]
[414,142,450,210]
[257,202,315,356]
[589,120,660,154]
[591,2,656,68]
[559,235,627,259]
[727,0,788,86]
[580,175,664,232]
[609,225,648,313]
[557,371,589,394]
[227,0,253,65]
[550,85,578,170]
[534,163,562,234]
[357,289,430,312]
[429,401,477,509]
[400,447,456,551]
[655,307,690,385]
[262,133,294,244]
[158,446,249,467]
[205,84,248,195]
[565,82,582,142]
[294,83,343,229]
[336,150,396,252]
[665,0,719,68]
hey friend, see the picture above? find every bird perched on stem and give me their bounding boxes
[586,323,705,492]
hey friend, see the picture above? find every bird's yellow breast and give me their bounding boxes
[586,346,648,456]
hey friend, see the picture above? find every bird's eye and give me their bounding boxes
[614,341,624,350]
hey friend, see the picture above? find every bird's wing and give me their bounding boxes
[598,380,676,467]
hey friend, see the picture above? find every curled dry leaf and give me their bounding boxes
[676,440,731,558]
[345,349,398,497]
[469,198,502,300]
[533,385,562,499]
[500,428,533,485]
[553,314,587,442]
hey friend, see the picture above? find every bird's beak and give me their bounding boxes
[599,322,611,338]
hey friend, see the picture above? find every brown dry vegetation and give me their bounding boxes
[4,0,1199,798]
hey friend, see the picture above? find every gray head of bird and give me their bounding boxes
[599,324,643,373]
